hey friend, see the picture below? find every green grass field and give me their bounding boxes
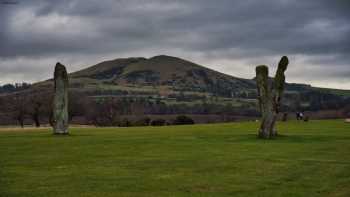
[0,120,349,197]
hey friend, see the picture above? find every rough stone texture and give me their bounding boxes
[273,56,289,113]
[53,62,69,134]
[256,65,274,138]
[256,56,289,139]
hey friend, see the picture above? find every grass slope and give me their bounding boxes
[0,120,349,197]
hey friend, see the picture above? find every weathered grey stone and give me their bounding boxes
[256,65,274,138]
[273,56,289,113]
[53,62,69,134]
[256,56,289,139]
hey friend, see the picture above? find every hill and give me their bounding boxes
[65,55,255,97]
[31,55,349,99]
[0,55,349,127]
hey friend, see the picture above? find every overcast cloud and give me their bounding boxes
[0,0,349,89]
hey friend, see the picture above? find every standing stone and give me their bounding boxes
[53,63,69,134]
[256,65,274,138]
[273,56,289,113]
[271,56,289,136]
[256,56,289,139]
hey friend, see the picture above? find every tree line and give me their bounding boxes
[0,90,255,127]
[0,83,31,94]
[0,86,348,127]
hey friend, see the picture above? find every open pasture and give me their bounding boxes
[0,120,349,197]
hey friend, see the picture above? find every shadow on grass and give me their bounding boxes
[0,133,95,139]
[276,134,350,143]
[224,134,350,144]
[1,131,349,144]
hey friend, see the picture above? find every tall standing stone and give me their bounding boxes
[53,62,69,134]
[256,56,289,139]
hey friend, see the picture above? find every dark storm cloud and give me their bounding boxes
[0,0,349,88]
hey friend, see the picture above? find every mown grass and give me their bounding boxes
[0,120,349,197]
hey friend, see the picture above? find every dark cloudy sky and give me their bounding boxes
[1,0,349,89]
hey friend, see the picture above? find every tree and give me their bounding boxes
[173,115,195,125]
[30,97,42,127]
[68,91,87,121]
[13,93,27,128]
[256,56,289,139]
[86,97,120,126]
[151,119,166,126]
[27,92,44,127]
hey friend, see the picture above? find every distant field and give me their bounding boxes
[0,120,349,197]
[314,87,350,97]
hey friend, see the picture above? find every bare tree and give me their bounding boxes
[12,93,27,128]
[86,97,120,126]
[27,93,43,127]
[68,91,87,122]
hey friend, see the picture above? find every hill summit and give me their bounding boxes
[1,55,349,123]
[68,55,255,97]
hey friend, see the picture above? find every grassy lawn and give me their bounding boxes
[0,120,349,197]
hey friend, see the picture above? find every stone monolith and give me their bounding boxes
[256,56,289,139]
[53,62,69,134]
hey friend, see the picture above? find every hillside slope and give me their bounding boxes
[3,54,348,106]
[66,55,255,96]
[0,55,349,120]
